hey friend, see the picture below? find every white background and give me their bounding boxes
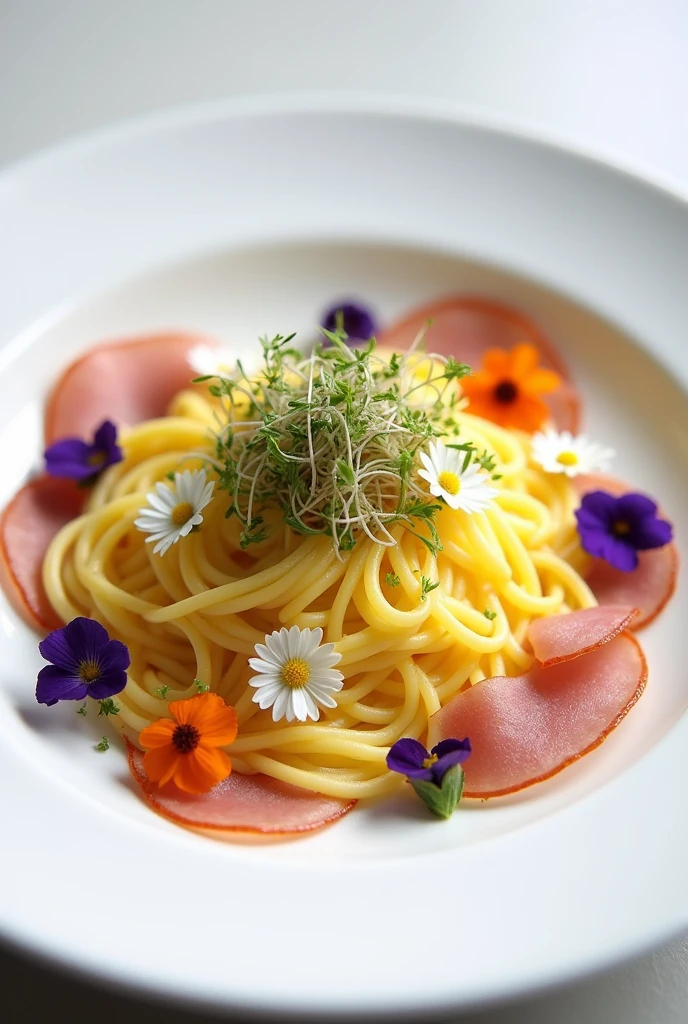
[1,1,688,1022]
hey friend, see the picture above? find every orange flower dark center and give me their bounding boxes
[78,660,101,683]
[172,723,201,754]
[493,379,519,404]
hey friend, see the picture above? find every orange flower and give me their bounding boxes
[461,344,562,433]
[139,692,238,794]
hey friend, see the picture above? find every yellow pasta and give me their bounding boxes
[41,389,595,800]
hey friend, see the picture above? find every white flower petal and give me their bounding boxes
[302,690,321,720]
[134,469,214,556]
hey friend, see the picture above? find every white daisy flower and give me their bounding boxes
[248,625,344,723]
[134,469,215,556]
[417,439,499,513]
[188,344,259,381]
[531,428,615,478]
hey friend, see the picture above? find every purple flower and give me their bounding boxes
[387,736,472,787]
[575,490,673,572]
[36,618,130,706]
[44,420,123,482]
[321,300,378,345]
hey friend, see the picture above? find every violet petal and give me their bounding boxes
[631,515,673,550]
[88,672,129,700]
[36,666,88,705]
[386,737,432,778]
[321,300,378,344]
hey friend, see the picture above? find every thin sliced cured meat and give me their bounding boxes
[128,743,355,835]
[378,295,580,432]
[528,605,638,667]
[427,632,647,798]
[0,475,84,632]
[45,332,218,444]
[573,473,678,630]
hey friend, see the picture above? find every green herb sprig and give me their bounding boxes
[210,328,472,556]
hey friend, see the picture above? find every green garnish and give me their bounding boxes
[194,678,210,694]
[420,576,440,601]
[155,685,171,699]
[211,330,469,556]
[385,572,401,588]
[76,703,87,716]
[483,608,497,621]
[96,736,110,752]
[98,698,120,717]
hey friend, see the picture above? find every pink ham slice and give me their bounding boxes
[528,605,638,667]
[573,473,678,630]
[378,295,580,432]
[427,631,647,798]
[127,743,355,836]
[0,475,84,632]
[45,331,218,444]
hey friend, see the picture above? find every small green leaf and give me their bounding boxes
[155,685,171,699]
[194,678,210,694]
[484,608,497,621]
[98,698,120,717]
[76,703,87,717]
[420,576,440,601]
[385,572,401,588]
[410,765,465,819]
[96,736,110,752]
[336,459,355,487]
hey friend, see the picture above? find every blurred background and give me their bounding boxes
[1,1,688,1022]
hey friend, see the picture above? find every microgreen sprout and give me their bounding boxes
[209,328,473,556]
[385,572,401,588]
[155,685,170,699]
[194,678,210,694]
[420,576,440,601]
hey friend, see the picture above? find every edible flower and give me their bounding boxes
[575,490,673,572]
[44,419,123,482]
[36,617,129,706]
[134,469,215,556]
[418,438,498,513]
[139,692,238,794]
[321,299,378,344]
[460,344,561,433]
[387,736,472,819]
[531,428,615,478]
[248,625,344,723]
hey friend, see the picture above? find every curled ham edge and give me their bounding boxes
[428,609,648,800]
[127,742,355,836]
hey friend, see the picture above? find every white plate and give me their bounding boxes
[1,97,688,1018]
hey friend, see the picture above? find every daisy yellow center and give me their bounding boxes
[281,658,311,688]
[556,450,579,467]
[171,500,195,526]
[437,470,461,496]
[422,754,438,769]
[78,660,101,683]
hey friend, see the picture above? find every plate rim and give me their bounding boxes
[1,93,688,1018]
